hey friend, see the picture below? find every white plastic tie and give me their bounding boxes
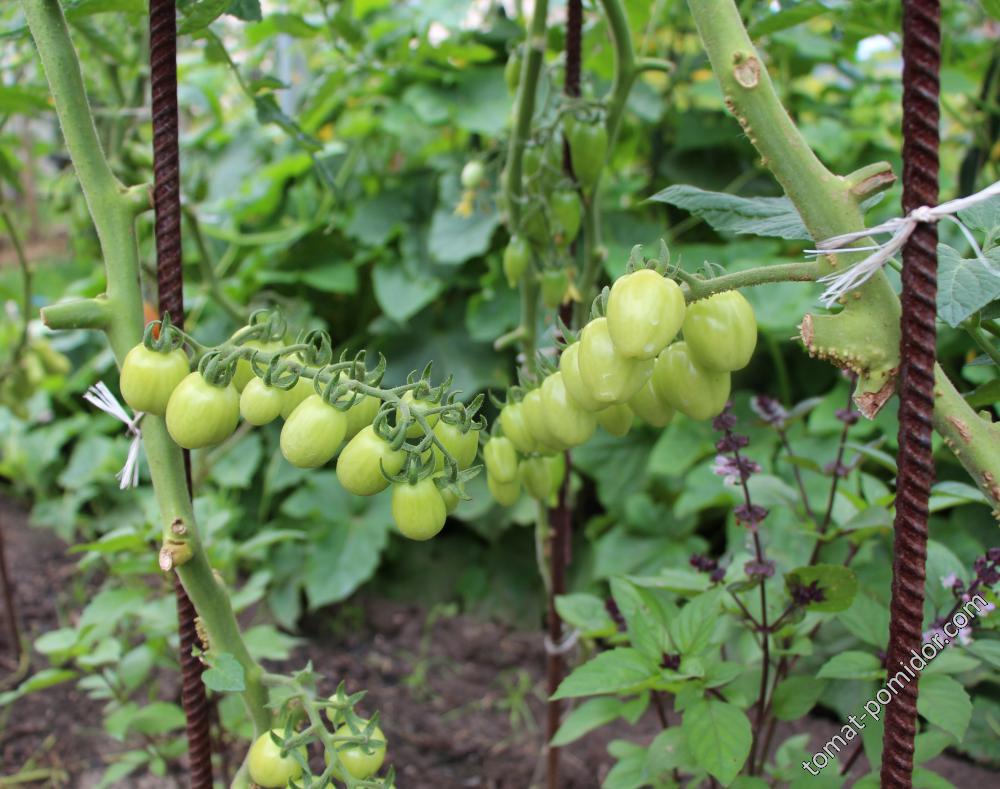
[544,628,580,656]
[807,179,1000,308]
[83,381,144,489]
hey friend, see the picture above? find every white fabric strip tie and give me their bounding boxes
[544,628,580,656]
[808,179,1000,308]
[83,381,144,489]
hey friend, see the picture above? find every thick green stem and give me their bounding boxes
[23,0,271,735]
[681,260,820,302]
[688,0,1000,511]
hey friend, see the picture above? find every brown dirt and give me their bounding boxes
[0,496,997,787]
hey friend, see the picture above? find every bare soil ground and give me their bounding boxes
[1,496,997,787]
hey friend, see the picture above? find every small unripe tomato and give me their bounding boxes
[596,403,633,437]
[578,317,653,404]
[558,343,605,412]
[247,730,305,788]
[232,338,284,392]
[499,402,537,454]
[505,51,522,94]
[120,344,190,416]
[521,388,566,453]
[483,436,519,484]
[541,372,596,447]
[607,269,685,360]
[336,425,405,496]
[165,373,240,449]
[503,236,531,288]
[461,160,485,190]
[392,478,447,540]
[327,723,386,780]
[551,190,582,246]
[488,473,521,506]
[432,419,479,471]
[280,376,314,419]
[565,116,607,193]
[682,290,757,372]
[520,457,552,500]
[628,379,675,428]
[280,395,347,468]
[547,453,566,497]
[240,377,285,426]
[441,487,460,514]
[396,390,439,438]
[653,342,731,421]
[344,393,381,440]
[540,269,569,310]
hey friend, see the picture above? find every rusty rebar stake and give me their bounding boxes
[880,1,940,786]
[149,0,214,785]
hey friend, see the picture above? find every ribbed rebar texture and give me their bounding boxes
[880,1,940,786]
[150,1,214,786]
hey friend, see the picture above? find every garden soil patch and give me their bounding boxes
[1,496,997,787]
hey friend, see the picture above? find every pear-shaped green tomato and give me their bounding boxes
[247,730,305,788]
[488,473,521,506]
[628,379,675,428]
[336,425,406,496]
[541,373,596,447]
[521,388,566,452]
[578,317,653,404]
[240,377,285,426]
[499,402,537,454]
[392,478,447,540]
[558,343,605,412]
[682,290,758,372]
[520,456,552,500]
[596,403,634,437]
[607,269,685,360]
[344,393,381,440]
[280,376,314,419]
[120,344,190,416]
[232,338,284,392]
[653,342,731,421]
[166,373,240,449]
[396,390,440,439]
[327,723,387,780]
[432,419,479,470]
[483,436,519,484]
[280,395,347,468]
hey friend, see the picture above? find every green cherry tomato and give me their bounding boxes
[392,478,447,540]
[280,376,315,419]
[336,424,406,496]
[547,453,566,497]
[499,402,537,454]
[503,236,531,288]
[166,373,240,449]
[327,723,387,780]
[120,344,190,416]
[432,419,479,470]
[521,388,566,452]
[607,269,686,360]
[653,341,731,421]
[628,379,675,428]
[540,269,569,309]
[441,487,460,514]
[541,372,597,447]
[232,338,284,392]
[488,473,521,506]
[520,457,552,500]
[240,377,285,426]
[505,51,522,94]
[396,390,439,439]
[344,394,381,440]
[682,290,758,372]
[558,343,605,412]
[596,403,634,437]
[461,160,485,190]
[280,395,348,468]
[551,190,582,246]
[565,116,607,193]
[578,317,653,404]
[483,436,519,484]
[247,730,305,788]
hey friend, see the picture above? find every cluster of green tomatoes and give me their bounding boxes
[117,314,482,542]
[482,265,758,504]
